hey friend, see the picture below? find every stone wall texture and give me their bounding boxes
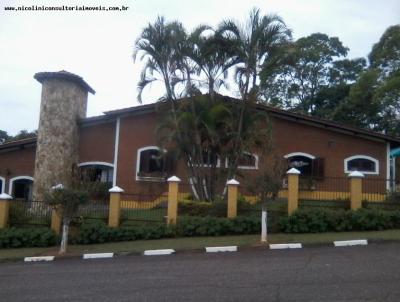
[33,79,88,199]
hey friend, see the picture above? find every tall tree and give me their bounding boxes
[263,33,349,113]
[334,25,400,135]
[218,8,291,180]
[369,25,400,77]
[133,16,186,104]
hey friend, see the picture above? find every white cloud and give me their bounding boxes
[0,0,399,134]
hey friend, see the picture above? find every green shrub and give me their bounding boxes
[177,216,260,237]
[72,215,261,244]
[72,221,176,244]
[178,200,213,217]
[0,228,58,248]
[279,208,400,233]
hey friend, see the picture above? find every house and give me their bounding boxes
[0,70,399,201]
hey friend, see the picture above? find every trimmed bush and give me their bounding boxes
[178,200,213,217]
[72,215,261,244]
[72,221,176,244]
[0,228,58,248]
[279,208,400,233]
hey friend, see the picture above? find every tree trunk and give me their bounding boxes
[59,218,70,255]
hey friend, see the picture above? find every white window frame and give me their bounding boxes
[8,176,34,196]
[225,152,259,170]
[283,152,316,160]
[0,176,5,194]
[136,146,167,182]
[344,155,379,175]
[78,161,114,168]
[78,162,114,183]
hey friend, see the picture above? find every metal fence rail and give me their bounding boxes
[9,200,52,227]
[300,199,350,210]
[75,200,109,223]
[120,193,168,226]
[298,176,350,201]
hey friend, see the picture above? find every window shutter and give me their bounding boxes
[164,153,176,175]
[312,157,325,179]
[140,150,150,173]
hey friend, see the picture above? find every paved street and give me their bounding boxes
[1,243,400,301]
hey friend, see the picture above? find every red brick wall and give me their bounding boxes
[0,110,389,195]
[0,146,36,193]
[114,112,388,194]
[79,121,115,164]
[271,117,386,178]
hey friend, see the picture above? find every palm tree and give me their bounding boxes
[217,8,291,179]
[133,16,187,104]
[218,8,291,99]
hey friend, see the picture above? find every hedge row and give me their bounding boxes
[73,216,261,244]
[178,197,256,217]
[0,228,58,248]
[280,208,400,233]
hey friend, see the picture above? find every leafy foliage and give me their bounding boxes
[279,208,400,233]
[0,228,58,248]
[72,216,261,244]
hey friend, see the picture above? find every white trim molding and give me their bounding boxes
[113,117,121,187]
[8,176,34,195]
[78,161,114,168]
[386,142,391,190]
[283,152,316,160]
[225,152,259,170]
[344,155,379,175]
[136,146,167,181]
[0,176,5,194]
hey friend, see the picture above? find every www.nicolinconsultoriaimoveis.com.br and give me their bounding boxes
[4,5,129,12]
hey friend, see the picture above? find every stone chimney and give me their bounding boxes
[32,71,95,199]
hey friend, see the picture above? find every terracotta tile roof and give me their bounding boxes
[34,70,95,94]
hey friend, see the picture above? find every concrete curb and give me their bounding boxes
[24,256,55,262]
[144,249,175,256]
[82,253,114,259]
[334,239,368,247]
[269,243,302,250]
[205,246,237,253]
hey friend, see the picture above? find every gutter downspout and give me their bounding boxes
[387,142,391,191]
[113,117,121,187]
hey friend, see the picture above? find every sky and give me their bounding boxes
[0,0,399,135]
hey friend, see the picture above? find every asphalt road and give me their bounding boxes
[1,243,400,301]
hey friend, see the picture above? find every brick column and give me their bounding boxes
[349,171,364,210]
[109,186,124,227]
[287,168,301,215]
[227,179,239,218]
[167,176,181,225]
[0,193,12,228]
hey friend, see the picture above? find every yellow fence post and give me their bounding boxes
[349,171,364,210]
[287,168,301,215]
[50,184,64,234]
[108,186,124,227]
[227,179,239,218]
[167,176,181,225]
[51,208,62,235]
[0,193,12,228]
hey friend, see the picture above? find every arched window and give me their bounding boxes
[9,176,34,200]
[136,146,173,181]
[0,176,5,194]
[344,155,379,174]
[78,162,114,184]
[284,152,324,178]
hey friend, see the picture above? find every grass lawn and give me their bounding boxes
[2,229,400,262]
